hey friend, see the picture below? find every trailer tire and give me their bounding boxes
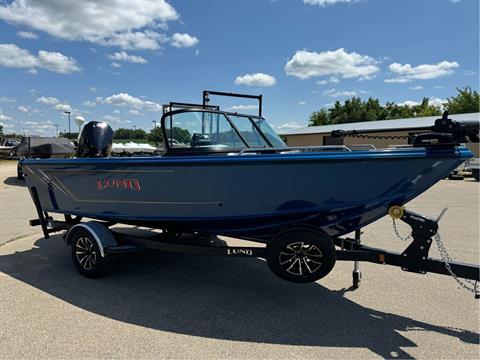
[267,229,336,283]
[68,226,113,278]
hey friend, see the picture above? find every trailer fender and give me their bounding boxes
[65,221,116,258]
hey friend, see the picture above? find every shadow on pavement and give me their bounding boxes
[3,176,25,187]
[1,234,478,358]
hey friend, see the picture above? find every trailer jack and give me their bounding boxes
[334,207,479,297]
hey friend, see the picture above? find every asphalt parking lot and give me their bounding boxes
[1,160,479,359]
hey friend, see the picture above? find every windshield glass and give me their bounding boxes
[227,114,269,148]
[165,111,246,150]
[253,118,287,147]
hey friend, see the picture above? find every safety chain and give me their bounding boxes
[434,231,480,298]
[392,218,412,241]
[392,214,479,298]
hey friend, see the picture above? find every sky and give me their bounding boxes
[0,0,478,136]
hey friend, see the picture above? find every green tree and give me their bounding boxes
[147,126,164,144]
[170,127,191,144]
[309,108,330,126]
[113,128,147,140]
[0,124,3,136]
[445,86,480,114]
[307,93,449,127]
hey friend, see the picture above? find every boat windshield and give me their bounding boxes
[252,118,286,148]
[164,110,286,151]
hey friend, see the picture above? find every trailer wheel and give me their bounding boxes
[267,229,336,283]
[69,228,111,278]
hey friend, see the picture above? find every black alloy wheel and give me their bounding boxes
[267,229,336,283]
[70,229,110,278]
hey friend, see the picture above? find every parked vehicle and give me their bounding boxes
[17,136,75,179]
[0,138,20,158]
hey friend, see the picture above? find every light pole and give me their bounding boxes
[152,120,157,128]
[64,111,71,134]
[54,124,59,137]
[133,125,137,130]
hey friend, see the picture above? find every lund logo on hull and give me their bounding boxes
[97,178,141,192]
[227,248,253,256]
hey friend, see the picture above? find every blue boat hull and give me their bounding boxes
[21,147,472,241]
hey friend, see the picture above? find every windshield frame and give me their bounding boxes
[160,108,280,154]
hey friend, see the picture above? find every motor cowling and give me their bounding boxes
[76,121,113,158]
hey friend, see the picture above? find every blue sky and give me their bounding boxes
[0,0,478,136]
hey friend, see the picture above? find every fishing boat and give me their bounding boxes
[20,91,480,289]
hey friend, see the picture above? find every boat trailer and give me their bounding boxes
[29,186,479,296]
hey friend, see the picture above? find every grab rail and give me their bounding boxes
[237,145,352,155]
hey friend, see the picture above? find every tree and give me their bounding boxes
[309,108,330,126]
[445,86,480,114]
[113,128,147,140]
[0,124,3,136]
[147,126,164,144]
[308,95,445,126]
[170,127,191,144]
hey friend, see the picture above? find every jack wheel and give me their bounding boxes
[267,229,336,283]
[352,270,362,289]
[70,228,111,278]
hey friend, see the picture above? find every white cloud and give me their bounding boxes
[17,105,29,112]
[102,114,131,124]
[36,96,60,105]
[0,43,37,68]
[36,96,71,112]
[129,109,141,115]
[450,0,461,3]
[303,0,354,6]
[107,51,148,64]
[89,87,97,93]
[0,122,14,129]
[111,62,122,68]
[316,76,340,85]
[54,103,72,112]
[428,98,447,107]
[298,101,307,106]
[0,44,80,73]
[99,31,168,50]
[171,33,199,48]
[409,86,423,90]
[323,88,357,97]
[228,104,259,111]
[285,48,379,80]
[433,85,443,89]
[0,96,16,103]
[17,30,38,39]
[277,121,305,132]
[102,93,162,112]
[234,73,277,87]
[22,121,56,136]
[83,100,97,107]
[385,61,459,83]
[397,100,420,107]
[398,98,446,107]
[37,50,80,73]
[0,113,12,121]
[0,0,178,50]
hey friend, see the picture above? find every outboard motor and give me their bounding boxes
[76,121,113,158]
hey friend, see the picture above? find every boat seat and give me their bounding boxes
[191,133,213,147]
